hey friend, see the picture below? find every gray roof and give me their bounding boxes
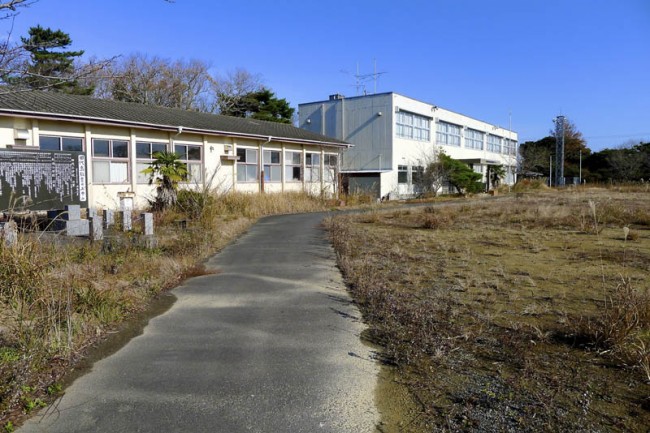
[0,90,349,147]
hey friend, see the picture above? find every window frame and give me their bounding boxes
[487,135,503,153]
[398,165,408,184]
[285,150,302,182]
[504,139,517,155]
[174,143,202,183]
[323,153,338,182]
[396,111,431,142]
[436,121,462,146]
[91,138,130,184]
[39,135,84,152]
[305,152,321,182]
[263,149,282,182]
[136,141,168,184]
[464,128,484,150]
[236,147,259,183]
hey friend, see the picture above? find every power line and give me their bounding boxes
[585,132,650,139]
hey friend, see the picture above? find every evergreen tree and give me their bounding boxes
[16,25,92,94]
[219,87,294,123]
[439,154,483,194]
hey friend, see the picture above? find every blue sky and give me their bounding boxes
[4,0,649,151]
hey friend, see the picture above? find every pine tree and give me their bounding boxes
[17,25,92,94]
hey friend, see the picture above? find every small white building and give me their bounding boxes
[299,92,518,198]
[0,91,347,210]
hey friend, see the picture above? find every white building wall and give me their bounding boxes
[0,116,341,209]
[300,92,518,198]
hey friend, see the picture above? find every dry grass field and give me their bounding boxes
[328,186,650,432]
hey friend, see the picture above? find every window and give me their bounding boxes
[487,135,502,153]
[263,150,281,182]
[412,166,424,185]
[39,135,83,152]
[398,165,408,184]
[175,143,202,183]
[396,111,431,141]
[324,154,338,182]
[136,141,167,184]
[305,152,320,182]
[92,139,129,184]
[465,129,484,150]
[237,147,258,182]
[436,121,461,146]
[285,151,302,181]
[504,139,517,155]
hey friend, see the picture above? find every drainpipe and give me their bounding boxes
[260,136,272,193]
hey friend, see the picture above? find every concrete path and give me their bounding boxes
[18,212,379,433]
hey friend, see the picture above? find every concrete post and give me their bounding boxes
[141,213,154,236]
[0,220,17,246]
[89,216,103,241]
[103,209,115,229]
[121,210,132,232]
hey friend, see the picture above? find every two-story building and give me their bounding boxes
[299,92,517,198]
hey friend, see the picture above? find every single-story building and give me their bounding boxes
[0,91,348,210]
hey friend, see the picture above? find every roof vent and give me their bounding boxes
[329,94,345,101]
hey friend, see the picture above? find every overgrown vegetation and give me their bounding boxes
[327,187,650,432]
[0,191,328,426]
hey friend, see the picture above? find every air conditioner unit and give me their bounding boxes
[14,129,29,140]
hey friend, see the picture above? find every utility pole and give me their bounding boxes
[579,150,582,185]
[549,154,553,187]
[554,116,565,187]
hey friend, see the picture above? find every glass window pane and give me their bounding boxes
[136,162,150,184]
[188,163,202,182]
[237,167,247,182]
[271,165,281,181]
[152,143,167,155]
[110,162,129,183]
[112,141,129,158]
[62,137,83,152]
[136,142,150,158]
[93,140,110,157]
[263,150,272,165]
[40,136,60,151]
[290,152,301,165]
[92,161,110,183]
[246,164,257,181]
[174,145,187,159]
[311,154,320,165]
[237,148,246,162]
[271,151,280,164]
[246,149,257,163]
[188,146,201,161]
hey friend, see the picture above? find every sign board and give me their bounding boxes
[0,149,88,211]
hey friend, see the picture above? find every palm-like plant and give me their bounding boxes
[141,151,188,211]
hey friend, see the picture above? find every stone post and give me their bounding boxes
[89,216,103,241]
[0,220,17,246]
[141,213,154,236]
[103,209,114,229]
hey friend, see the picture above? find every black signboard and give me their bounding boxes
[0,148,88,211]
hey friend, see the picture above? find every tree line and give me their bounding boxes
[519,118,650,184]
[0,16,294,123]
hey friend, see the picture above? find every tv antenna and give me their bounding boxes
[340,59,386,95]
